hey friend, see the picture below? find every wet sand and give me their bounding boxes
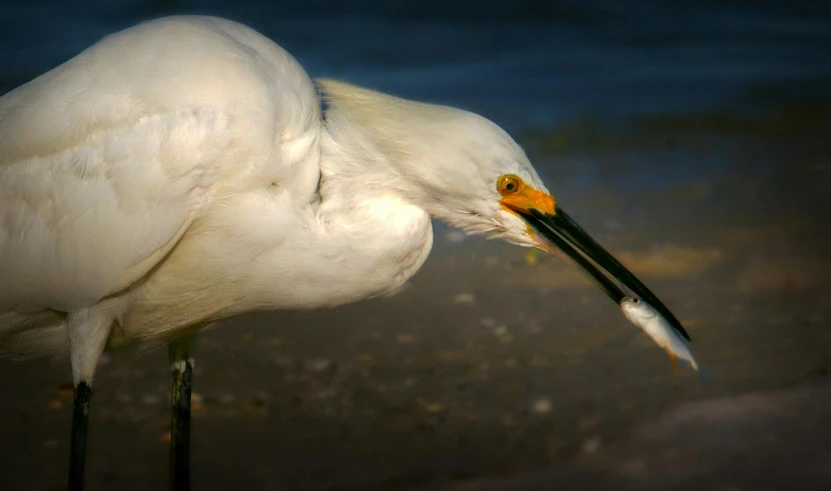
[436,382,831,491]
[2,104,831,490]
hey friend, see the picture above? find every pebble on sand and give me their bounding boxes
[453,293,476,304]
[305,358,333,372]
[55,383,74,400]
[396,334,415,344]
[424,402,444,413]
[581,436,602,454]
[531,397,554,414]
[191,393,205,413]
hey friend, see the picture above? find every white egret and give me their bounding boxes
[0,15,689,491]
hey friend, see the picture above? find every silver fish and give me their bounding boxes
[620,296,700,372]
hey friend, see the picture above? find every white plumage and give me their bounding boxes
[0,16,546,364]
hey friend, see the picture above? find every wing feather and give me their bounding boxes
[0,108,230,313]
[0,15,322,314]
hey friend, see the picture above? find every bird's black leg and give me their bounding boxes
[66,308,113,491]
[68,382,92,491]
[168,334,197,491]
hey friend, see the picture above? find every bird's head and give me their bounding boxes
[317,79,688,341]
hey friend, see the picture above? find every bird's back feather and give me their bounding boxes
[0,16,324,356]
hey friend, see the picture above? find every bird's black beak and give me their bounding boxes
[521,206,691,342]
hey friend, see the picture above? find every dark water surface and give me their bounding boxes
[1,1,830,490]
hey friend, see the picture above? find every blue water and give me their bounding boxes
[1,1,829,195]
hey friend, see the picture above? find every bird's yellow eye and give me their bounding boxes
[497,175,523,196]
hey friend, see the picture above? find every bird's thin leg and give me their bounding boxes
[67,309,113,491]
[168,334,197,491]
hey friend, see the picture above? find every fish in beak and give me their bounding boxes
[498,176,690,342]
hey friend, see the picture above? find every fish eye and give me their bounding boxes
[497,175,523,196]
[632,298,640,304]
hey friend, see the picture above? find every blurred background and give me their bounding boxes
[1,1,831,490]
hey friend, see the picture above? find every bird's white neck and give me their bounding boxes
[314,79,489,228]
